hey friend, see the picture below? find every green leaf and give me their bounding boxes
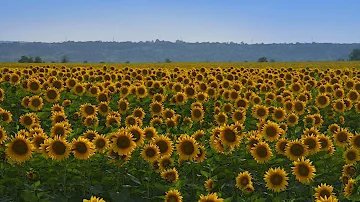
[127,173,141,185]
[200,170,209,178]
[22,190,37,202]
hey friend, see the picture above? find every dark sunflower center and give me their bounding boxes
[337,132,347,142]
[265,126,277,137]
[346,151,356,160]
[52,141,66,155]
[55,116,65,123]
[279,142,287,152]
[241,177,249,186]
[100,104,108,113]
[354,136,360,147]
[12,140,28,155]
[177,94,184,102]
[85,106,95,115]
[317,96,327,105]
[145,148,156,157]
[75,142,87,154]
[167,195,178,202]
[270,174,283,186]
[223,129,236,142]
[288,115,296,123]
[295,103,304,111]
[304,139,316,149]
[34,137,45,148]
[256,146,268,158]
[95,139,106,148]
[30,82,39,90]
[298,164,310,176]
[156,141,169,154]
[234,112,243,120]
[181,141,195,155]
[166,172,176,181]
[274,111,284,119]
[336,102,344,110]
[193,109,202,118]
[319,190,331,198]
[130,130,140,142]
[117,136,131,149]
[47,90,57,99]
[290,144,304,156]
[54,127,65,136]
[152,104,161,113]
[162,159,171,168]
[217,115,226,123]
[85,133,96,141]
[257,108,266,117]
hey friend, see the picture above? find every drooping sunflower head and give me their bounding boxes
[205,178,215,192]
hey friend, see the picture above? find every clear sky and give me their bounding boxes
[1,0,359,43]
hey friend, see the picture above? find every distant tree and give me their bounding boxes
[28,57,34,63]
[34,56,43,63]
[83,60,88,63]
[270,59,276,62]
[165,58,171,63]
[100,61,105,64]
[125,60,130,64]
[18,56,29,63]
[61,55,69,63]
[349,49,360,61]
[257,56,268,62]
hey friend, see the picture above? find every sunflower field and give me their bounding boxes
[1,62,360,202]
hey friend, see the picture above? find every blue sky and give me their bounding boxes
[1,0,359,43]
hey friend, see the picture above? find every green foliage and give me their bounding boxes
[257,56,268,62]
[349,48,360,61]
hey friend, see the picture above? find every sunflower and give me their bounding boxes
[111,130,137,155]
[304,115,315,127]
[152,135,173,156]
[236,171,252,190]
[231,110,246,123]
[0,88,4,102]
[198,193,223,202]
[342,164,356,177]
[5,135,33,163]
[83,115,99,127]
[252,105,268,120]
[316,94,330,108]
[161,168,179,183]
[118,98,129,114]
[276,139,289,155]
[71,137,95,160]
[165,189,183,202]
[333,128,352,147]
[46,136,71,161]
[314,184,334,200]
[191,107,204,121]
[264,167,288,192]
[301,135,320,155]
[0,126,7,144]
[344,178,355,198]
[133,107,145,120]
[20,113,36,129]
[142,126,156,140]
[196,92,207,103]
[50,122,71,138]
[0,109,12,124]
[105,114,121,127]
[284,100,294,112]
[332,99,346,113]
[292,157,316,184]
[272,107,286,122]
[27,79,42,94]
[261,121,282,142]
[32,133,48,152]
[97,102,110,116]
[158,155,174,170]
[51,104,65,113]
[127,126,145,146]
[286,113,299,127]
[251,141,273,164]
[218,125,240,149]
[205,179,215,192]
[176,135,199,161]
[195,145,206,163]
[141,144,160,162]
[51,111,67,125]
[44,87,60,103]
[347,89,359,102]
[293,100,306,115]
[92,134,109,153]
[316,196,339,202]
[83,196,106,202]
[214,112,228,125]
[72,83,85,96]
[174,92,188,105]
[28,95,44,111]
[285,139,308,161]
[21,96,30,108]
[350,132,360,149]
[80,103,97,117]
[192,130,205,142]
[344,147,359,165]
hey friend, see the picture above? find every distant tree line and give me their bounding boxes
[18,56,44,63]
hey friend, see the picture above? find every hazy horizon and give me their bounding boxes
[1,0,360,44]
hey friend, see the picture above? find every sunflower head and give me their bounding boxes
[5,135,33,163]
[264,167,289,192]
